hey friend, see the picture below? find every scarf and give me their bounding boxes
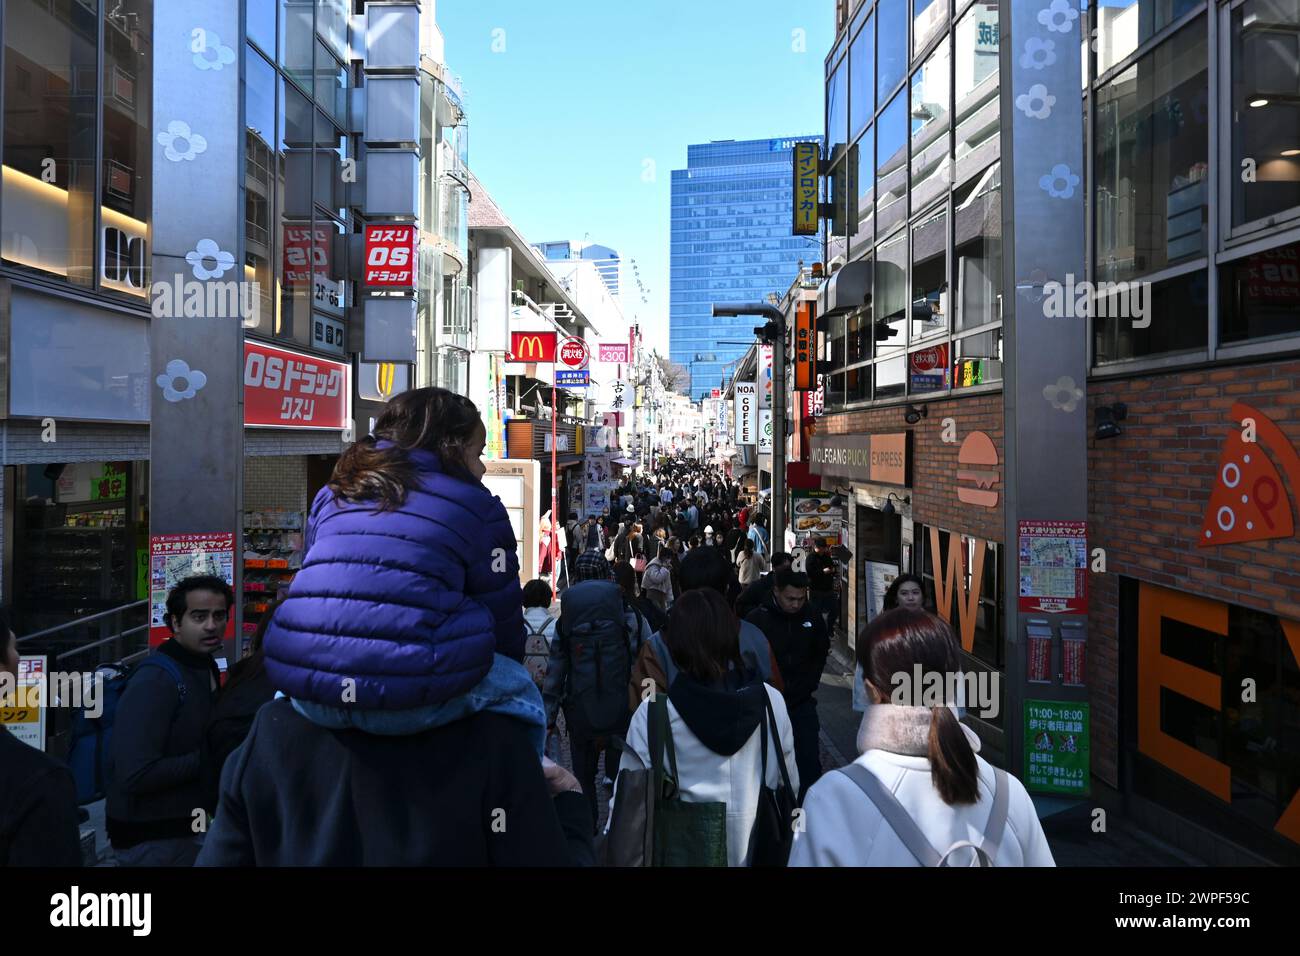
[855,704,982,757]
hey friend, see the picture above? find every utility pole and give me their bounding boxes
[712,302,786,551]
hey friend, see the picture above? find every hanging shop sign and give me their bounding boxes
[794,301,815,390]
[1025,700,1090,796]
[283,224,330,287]
[1017,520,1088,614]
[805,375,825,418]
[558,336,590,369]
[758,408,774,454]
[735,382,758,445]
[509,331,557,363]
[0,656,48,751]
[809,433,909,486]
[598,343,629,364]
[148,533,236,646]
[363,224,417,287]
[793,141,820,236]
[244,341,349,429]
[555,369,590,388]
[609,378,628,414]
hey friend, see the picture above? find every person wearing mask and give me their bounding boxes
[631,546,783,706]
[736,538,768,586]
[200,387,592,865]
[0,607,82,866]
[735,552,792,621]
[200,597,280,817]
[805,538,840,636]
[745,568,829,803]
[607,589,797,867]
[790,609,1055,866]
[107,575,229,866]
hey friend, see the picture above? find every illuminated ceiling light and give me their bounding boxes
[1283,149,1300,157]
[1250,98,1270,108]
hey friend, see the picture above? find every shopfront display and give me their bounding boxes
[242,510,305,649]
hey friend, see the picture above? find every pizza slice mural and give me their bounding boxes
[1199,404,1298,547]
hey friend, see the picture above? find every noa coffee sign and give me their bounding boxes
[558,336,590,369]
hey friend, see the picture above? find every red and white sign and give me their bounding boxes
[558,336,590,369]
[1017,520,1088,614]
[711,388,721,399]
[149,533,236,646]
[598,343,629,364]
[805,375,825,418]
[283,224,330,286]
[910,344,947,373]
[244,341,349,429]
[363,224,417,287]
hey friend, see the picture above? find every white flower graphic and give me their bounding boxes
[1038,0,1079,34]
[1017,84,1057,119]
[157,121,208,162]
[185,239,235,280]
[192,31,236,71]
[1039,163,1080,199]
[1021,37,1057,70]
[156,359,208,403]
[1043,376,1084,413]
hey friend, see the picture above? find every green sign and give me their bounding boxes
[1024,700,1090,796]
[136,548,149,601]
[91,463,127,502]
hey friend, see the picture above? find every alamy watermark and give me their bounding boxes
[1042,274,1150,329]
[150,272,261,324]
[890,665,1001,719]
[0,669,105,718]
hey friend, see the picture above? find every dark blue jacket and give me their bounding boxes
[264,443,524,708]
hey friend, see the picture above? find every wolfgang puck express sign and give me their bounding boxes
[810,434,909,486]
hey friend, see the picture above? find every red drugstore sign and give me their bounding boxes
[283,224,330,286]
[363,224,417,287]
[244,341,349,429]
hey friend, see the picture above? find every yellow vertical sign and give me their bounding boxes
[793,142,820,236]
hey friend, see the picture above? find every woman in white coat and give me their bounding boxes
[609,588,798,867]
[790,608,1054,867]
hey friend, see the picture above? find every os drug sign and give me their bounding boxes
[364,224,417,287]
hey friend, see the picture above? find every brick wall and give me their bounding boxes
[820,392,1005,543]
[244,455,309,512]
[1087,356,1300,787]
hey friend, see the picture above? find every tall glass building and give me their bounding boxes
[670,137,823,399]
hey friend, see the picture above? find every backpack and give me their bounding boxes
[67,654,188,805]
[836,763,1010,866]
[522,616,553,690]
[558,580,642,736]
[641,561,672,598]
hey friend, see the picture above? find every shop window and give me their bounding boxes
[911,206,948,341]
[954,1,1000,175]
[910,41,952,212]
[280,0,315,91]
[875,229,909,353]
[101,0,152,299]
[848,295,871,366]
[246,47,278,334]
[875,356,906,400]
[909,341,951,394]
[878,0,909,103]
[876,91,909,237]
[851,128,876,253]
[279,81,316,344]
[1219,240,1300,345]
[953,328,1003,388]
[1093,269,1208,364]
[846,363,872,404]
[913,0,947,58]
[1129,581,1300,849]
[850,11,875,140]
[1230,0,1300,230]
[954,163,1002,329]
[1096,0,1202,77]
[1094,18,1209,284]
[1,0,99,286]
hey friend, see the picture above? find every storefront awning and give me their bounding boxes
[818,259,872,318]
[612,457,638,466]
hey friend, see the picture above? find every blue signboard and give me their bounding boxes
[555,369,589,388]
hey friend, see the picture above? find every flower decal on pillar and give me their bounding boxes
[1039,164,1080,199]
[1017,84,1057,120]
[1020,37,1057,70]
[157,359,208,403]
[185,239,236,280]
[192,31,236,71]
[158,121,208,162]
[1037,0,1080,34]
[1043,376,1084,413]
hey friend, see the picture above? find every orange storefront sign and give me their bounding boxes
[928,526,987,654]
[794,301,815,391]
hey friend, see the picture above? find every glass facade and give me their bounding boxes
[670,137,822,399]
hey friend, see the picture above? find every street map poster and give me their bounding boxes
[0,656,47,751]
[149,533,236,646]
[1018,520,1088,613]
[1025,700,1090,796]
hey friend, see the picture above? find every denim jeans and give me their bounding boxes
[787,698,823,805]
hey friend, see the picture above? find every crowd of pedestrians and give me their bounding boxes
[1,387,1052,868]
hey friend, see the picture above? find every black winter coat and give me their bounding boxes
[745,598,830,708]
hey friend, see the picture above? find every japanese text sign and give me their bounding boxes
[283,224,330,287]
[243,341,348,429]
[363,224,417,287]
[793,142,820,236]
[794,301,815,390]
[598,343,629,364]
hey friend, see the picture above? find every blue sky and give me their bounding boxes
[436,0,833,355]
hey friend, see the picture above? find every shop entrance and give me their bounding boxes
[852,504,902,643]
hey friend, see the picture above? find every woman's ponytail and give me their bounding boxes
[928,705,979,806]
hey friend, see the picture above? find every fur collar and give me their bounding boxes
[856,705,982,757]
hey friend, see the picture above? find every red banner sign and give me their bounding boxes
[509,331,557,363]
[794,301,815,390]
[243,341,349,428]
[283,224,330,287]
[558,336,589,368]
[363,224,417,287]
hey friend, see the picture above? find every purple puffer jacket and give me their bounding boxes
[263,443,524,708]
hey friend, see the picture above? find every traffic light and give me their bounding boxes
[753,320,781,343]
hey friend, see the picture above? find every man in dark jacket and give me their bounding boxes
[0,610,82,866]
[745,568,829,803]
[735,551,792,621]
[805,538,841,637]
[107,575,228,866]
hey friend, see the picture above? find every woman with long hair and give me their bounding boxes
[790,609,1054,866]
[199,388,590,866]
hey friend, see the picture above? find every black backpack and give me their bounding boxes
[558,581,642,736]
